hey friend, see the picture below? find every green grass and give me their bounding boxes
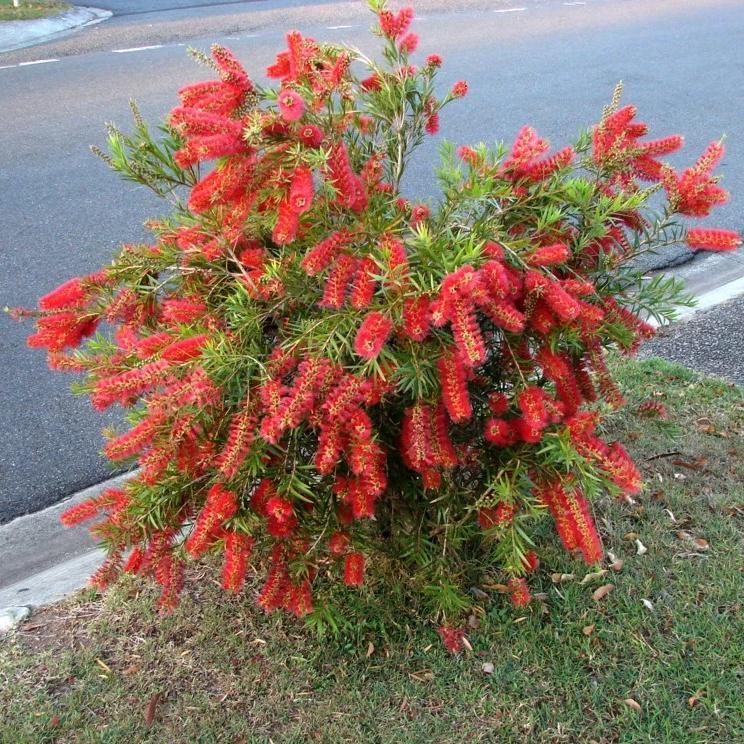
[0,0,68,22]
[1,357,742,743]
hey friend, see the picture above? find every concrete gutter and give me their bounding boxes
[0,472,130,611]
[0,5,111,54]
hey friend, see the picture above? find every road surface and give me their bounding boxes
[1,0,743,521]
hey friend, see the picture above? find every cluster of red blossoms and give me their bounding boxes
[21,2,740,648]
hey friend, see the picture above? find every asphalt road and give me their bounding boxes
[1,0,743,522]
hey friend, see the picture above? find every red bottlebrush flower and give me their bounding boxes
[265,495,294,523]
[27,312,99,353]
[522,551,539,573]
[350,257,378,309]
[483,418,519,447]
[222,531,254,592]
[277,88,305,121]
[399,32,418,54]
[215,398,257,479]
[425,110,440,135]
[663,141,728,216]
[90,551,123,592]
[522,146,575,181]
[401,402,434,472]
[508,577,531,607]
[343,551,365,586]
[354,311,393,360]
[288,167,314,214]
[450,299,486,367]
[437,625,466,654]
[162,297,207,325]
[600,442,643,496]
[637,399,668,419]
[123,546,145,575]
[211,45,253,90]
[517,386,549,430]
[258,551,290,612]
[39,277,89,311]
[432,404,459,467]
[686,227,741,251]
[154,553,186,613]
[487,392,509,416]
[286,580,314,617]
[480,296,526,334]
[272,199,300,245]
[251,478,277,516]
[60,497,101,527]
[410,203,430,227]
[302,230,353,276]
[161,334,208,362]
[526,243,570,267]
[360,73,382,92]
[104,412,164,461]
[298,123,324,148]
[437,352,472,423]
[457,145,478,165]
[513,417,544,444]
[328,531,349,556]
[478,501,517,529]
[451,80,468,98]
[319,254,357,308]
[185,484,239,557]
[326,141,361,209]
[402,295,431,341]
[379,6,414,39]
[426,53,443,68]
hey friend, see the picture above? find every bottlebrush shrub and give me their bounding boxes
[19,1,741,639]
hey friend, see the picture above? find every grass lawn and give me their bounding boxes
[1,357,742,743]
[0,0,68,22]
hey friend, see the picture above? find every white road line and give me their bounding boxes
[17,58,59,66]
[111,45,163,54]
[327,25,355,29]
[494,7,527,12]
[0,64,16,70]
[563,2,586,6]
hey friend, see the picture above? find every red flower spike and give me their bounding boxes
[343,552,365,586]
[526,243,570,267]
[222,532,254,593]
[288,167,314,214]
[350,257,378,309]
[185,485,239,558]
[278,88,305,121]
[437,352,472,423]
[328,531,350,556]
[402,295,431,341]
[354,311,393,360]
[437,625,466,654]
[686,228,741,251]
[508,577,531,607]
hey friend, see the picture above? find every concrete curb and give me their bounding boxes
[0,472,133,611]
[0,5,112,54]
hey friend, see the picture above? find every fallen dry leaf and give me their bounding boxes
[624,532,639,542]
[366,641,375,658]
[641,599,654,611]
[551,572,575,583]
[144,692,162,726]
[592,584,615,602]
[672,457,707,471]
[582,624,595,636]
[676,530,694,542]
[609,559,624,572]
[693,538,709,551]
[688,691,703,707]
[482,662,495,675]
[623,698,642,713]
[409,669,434,683]
[461,636,473,653]
[580,569,608,585]
[635,539,648,556]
